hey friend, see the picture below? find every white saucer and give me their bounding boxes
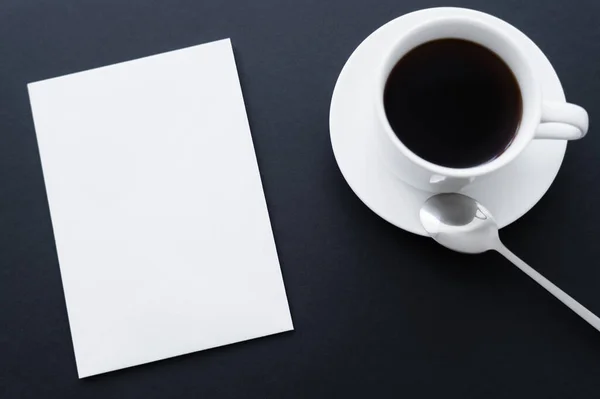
[330,7,567,236]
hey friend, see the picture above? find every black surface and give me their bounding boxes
[1,0,600,398]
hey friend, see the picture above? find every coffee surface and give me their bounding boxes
[383,39,522,168]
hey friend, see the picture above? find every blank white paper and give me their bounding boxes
[28,39,293,378]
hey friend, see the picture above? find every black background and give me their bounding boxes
[1,0,600,398]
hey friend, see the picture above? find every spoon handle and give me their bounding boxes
[496,243,600,332]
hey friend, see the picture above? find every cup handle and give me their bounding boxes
[534,101,589,140]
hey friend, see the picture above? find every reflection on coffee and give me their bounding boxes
[383,39,522,168]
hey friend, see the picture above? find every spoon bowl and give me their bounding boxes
[420,193,499,254]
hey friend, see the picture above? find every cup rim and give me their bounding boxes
[375,15,542,178]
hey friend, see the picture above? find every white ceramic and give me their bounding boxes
[330,7,577,235]
[373,13,588,193]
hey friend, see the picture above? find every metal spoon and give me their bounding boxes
[420,193,600,332]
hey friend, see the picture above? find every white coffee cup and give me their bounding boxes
[373,15,589,193]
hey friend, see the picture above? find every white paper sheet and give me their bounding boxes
[28,39,293,378]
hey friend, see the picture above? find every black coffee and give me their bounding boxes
[383,39,522,168]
